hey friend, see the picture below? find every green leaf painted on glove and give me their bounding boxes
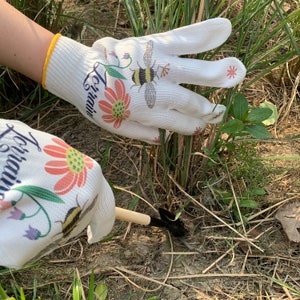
[12,185,64,203]
[244,124,270,139]
[220,119,244,134]
[246,107,273,123]
[104,66,127,80]
[232,93,249,120]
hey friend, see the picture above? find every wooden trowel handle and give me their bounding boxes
[115,207,151,226]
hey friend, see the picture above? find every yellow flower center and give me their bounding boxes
[66,148,85,174]
[112,100,125,119]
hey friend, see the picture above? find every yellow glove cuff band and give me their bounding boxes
[42,33,62,89]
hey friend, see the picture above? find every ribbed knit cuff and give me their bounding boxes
[42,35,102,114]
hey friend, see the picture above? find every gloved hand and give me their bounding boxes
[42,18,246,143]
[0,119,115,269]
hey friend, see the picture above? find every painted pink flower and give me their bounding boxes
[44,138,94,195]
[227,65,238,79]
[193,127,202,135]
[153,136,160,144]
[109,51,118,58]
[122,53,131,59]
[98,79,130,128]
[0,200,13,211]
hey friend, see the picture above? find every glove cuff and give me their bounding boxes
[42,33,62,89]
[42,34,103,119]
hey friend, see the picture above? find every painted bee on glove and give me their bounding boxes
[131,40,158,109]
[58,195,98,237]
[27,195,98,263]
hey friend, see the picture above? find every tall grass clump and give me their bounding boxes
[123,0,299,207]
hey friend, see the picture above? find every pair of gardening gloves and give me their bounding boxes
[0,18,246,268]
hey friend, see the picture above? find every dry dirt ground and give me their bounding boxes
[1,1,300,299]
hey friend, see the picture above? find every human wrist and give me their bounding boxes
[0,1,54,82]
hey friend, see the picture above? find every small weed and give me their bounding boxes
[222,93,272,140]
[203,141,271,223]
[0,270,108,300]
[221,187,265,223]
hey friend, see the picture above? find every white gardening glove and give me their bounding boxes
[0,119,115,269]
[43,18,246,143]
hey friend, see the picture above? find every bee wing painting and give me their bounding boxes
[143,40,154,67]
[145,83,156,108]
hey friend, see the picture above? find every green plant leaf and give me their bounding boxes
[0,284,10,299]
[220,119,244,134]
[12,185,64,203]
[72,276,82,300]
[19,288,26,300]
[87,269,95,300]
[244,124,271,139]
[104,66,127,80]
[232,93,249,120]
[238,199,258,208]
[247,107,273,123]
[232,208,248,223]
[260,101,278,125]
[94,283,108,300]
[224,142,236,153]
[244,187,266,196]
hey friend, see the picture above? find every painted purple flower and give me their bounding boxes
[24,225,41,240]
[109,51,118,58]
[8,207,25,220]
[122,53,131,59]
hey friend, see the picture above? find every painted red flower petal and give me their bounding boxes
[84,156,94,169]
[44,160,69,175]
[102,115,116,123]
[115,79,125,100]
[104,87,118,104]
[124,94,130,109]
[99,100,113,113]
[54,172,78,195]
[43,145,66,158]
[114,118,122,128]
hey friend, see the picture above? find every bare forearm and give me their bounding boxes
[0,0,54,82]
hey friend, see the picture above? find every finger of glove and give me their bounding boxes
[131,107,210,135]
[134,82,225,122]
[141,18,232,55]
[93,104,220,142]
[93,118,163,144]
[93,18,232,56]
[169,57,246,87]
